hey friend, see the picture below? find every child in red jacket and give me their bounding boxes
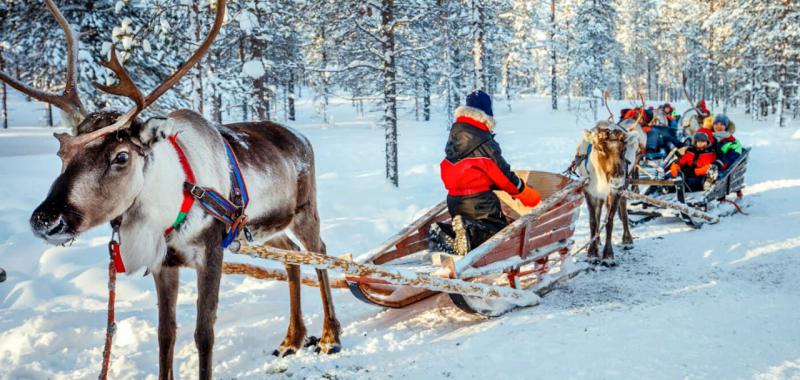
[669,132,717,192]
[430,90,541,255]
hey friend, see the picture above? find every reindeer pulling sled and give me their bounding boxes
[625,76,751,228]
[627,147,751,228]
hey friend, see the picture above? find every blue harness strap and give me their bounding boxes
[184,139,250,248]
[584,143,592,170]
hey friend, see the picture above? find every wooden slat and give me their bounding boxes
[453,179,587,275]
[527,225,575,250]
[471,235,525,268]
[529,203,581,238]
[632,178,681,186]
[234,245,541,306]
[360,201,447,264]
[531,194,583,227]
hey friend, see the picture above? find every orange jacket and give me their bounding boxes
[670,146,717,177]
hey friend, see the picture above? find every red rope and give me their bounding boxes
[100,241,117,379]
[720,199,748,215]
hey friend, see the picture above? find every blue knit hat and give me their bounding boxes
[465,90,493,117]
[713,114,730,130]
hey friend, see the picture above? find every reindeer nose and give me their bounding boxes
[30,210,68,239]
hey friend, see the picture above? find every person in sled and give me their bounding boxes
[645,104,682,159]
[706,114,743,183]
[668,131,717,192]
[662,103,679,129]
[429,90,541,255]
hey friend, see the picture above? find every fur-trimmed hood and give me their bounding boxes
[454,105,496,131]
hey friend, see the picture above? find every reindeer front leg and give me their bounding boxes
[273,263,308,357]
[154,264,179,380]
[617,195,634,249]
[584,193,601,265]
[195,245,223,380]
[603,194,620,267]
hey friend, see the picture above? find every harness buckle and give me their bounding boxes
[189,185,206,199]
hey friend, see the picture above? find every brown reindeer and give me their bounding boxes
[578,121,643,266]
[6,1,340,379]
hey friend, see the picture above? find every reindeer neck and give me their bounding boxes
[587,150,612,198]
[119,121,230,273]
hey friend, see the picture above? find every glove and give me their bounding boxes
[513,185,542,208]
[712,159,725,170]
[669,163,680,178]
[695,164,712,176]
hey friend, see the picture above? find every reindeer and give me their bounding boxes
[570,96,646,266]
[4,1,340,379]
[573,108,645,266]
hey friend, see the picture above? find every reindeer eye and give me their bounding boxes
[113,151,130,165]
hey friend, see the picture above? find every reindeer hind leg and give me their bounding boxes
[289,204,341,355]
[618,195,634,249]
[263,234,309,357]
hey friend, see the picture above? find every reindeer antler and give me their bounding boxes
[603,90,614,122]
[681,71,702,116]
[634,92,646,126]
[92,47,145,111]
[58,0,228,161]
[0,0,86,127]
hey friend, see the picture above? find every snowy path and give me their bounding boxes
[1,94,799,379]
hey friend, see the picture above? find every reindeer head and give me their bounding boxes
[2,0,227,245]
[31,114,152,243]
[589,122,629,191]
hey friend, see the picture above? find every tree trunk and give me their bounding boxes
[647,58,653,100]
[422,64,431,121]
[472,0,486,91]
[288,72,296,121]
[550,0,557,110]
[209,53,222,124]
[503,59,511,112]
[382,0,399,186]
[239,37,248,120]
[414,65,420,121]
[192,0,204,114]
[0,50,7,129]
[47,104,53,127]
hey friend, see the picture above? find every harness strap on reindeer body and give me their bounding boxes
[111,134,250,274]
[165,134,251,248]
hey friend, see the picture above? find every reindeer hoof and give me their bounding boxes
[274,335,317,357]
[622,243,634,250]
[314,341,342,355]
[304,335,320,348]
[586,256,600,265]
[600,258,617,267]
[272,347,296,357]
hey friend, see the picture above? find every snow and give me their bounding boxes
[242,59,265,79]
[236,10,257,34]
[1,87,800,379]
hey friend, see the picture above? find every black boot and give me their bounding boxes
[428,223,456,255]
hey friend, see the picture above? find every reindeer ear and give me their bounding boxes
[134,117,172,147]
[583,129,593,142]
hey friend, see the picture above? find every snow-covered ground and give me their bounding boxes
[1,89,800,379]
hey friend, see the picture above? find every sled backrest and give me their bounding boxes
[496,171,572,219]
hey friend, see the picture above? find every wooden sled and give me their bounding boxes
[345,171,587,316]
[628,148,750,228]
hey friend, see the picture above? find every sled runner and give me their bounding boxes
[343,171,587,316]
[627,148,750,228]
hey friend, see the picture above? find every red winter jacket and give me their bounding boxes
[673,146,717,177]
[440,116,524,197]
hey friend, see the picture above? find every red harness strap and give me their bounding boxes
[164,135,197,236]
